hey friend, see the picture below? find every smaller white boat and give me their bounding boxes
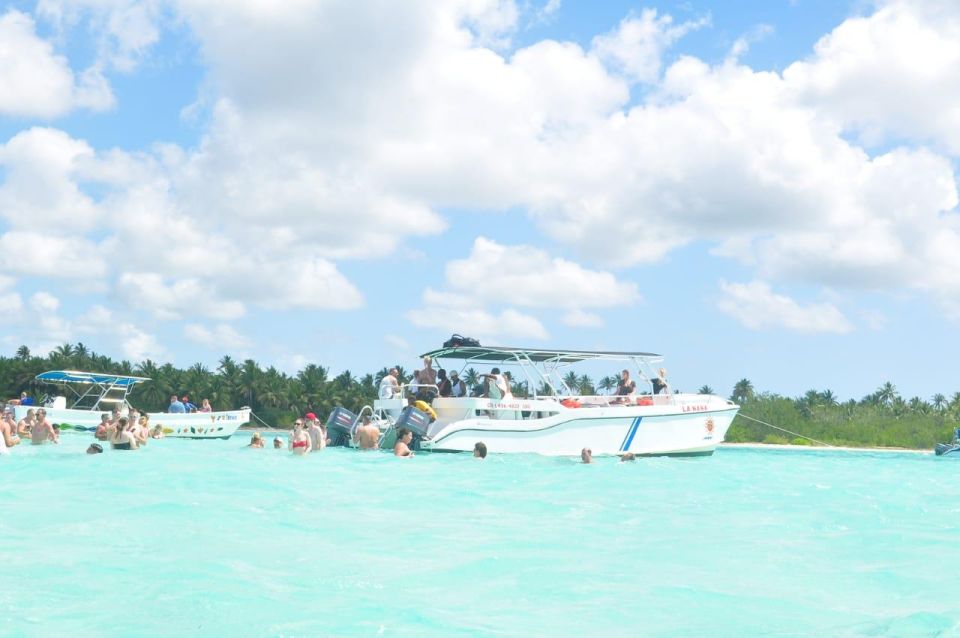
[935,428,960,456]
[8,370,250,439]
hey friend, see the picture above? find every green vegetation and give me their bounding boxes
[726,383,959,449]
[1,344,956,446]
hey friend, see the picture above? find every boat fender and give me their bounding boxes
[560,399,581,409]
[637,397,654,406]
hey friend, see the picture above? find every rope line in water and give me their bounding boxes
[249,412,274,429]
[737,413,834,448]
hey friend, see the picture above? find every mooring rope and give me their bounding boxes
[737,413,835,448]
[249,411,274,430]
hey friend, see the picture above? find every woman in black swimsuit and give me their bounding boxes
[110,417,137,450]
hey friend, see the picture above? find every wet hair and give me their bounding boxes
[397,428,411,440]
[474,442,487,458]
[87,443,103,454]
[491,367,500,374]
[620,453,636,462]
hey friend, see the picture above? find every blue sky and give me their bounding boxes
[0,0,958,403]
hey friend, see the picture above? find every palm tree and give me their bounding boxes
[561,371,579,395]
[932,393,947,412]
[50,343,75,363]
[875,382,898,407]
[15,345,30,361]
[821,389,838,406]
[697,385,714,395]
[463,368,479,390]
[598,375,618,394]
[731,378,754,403]
[577,374,595,395]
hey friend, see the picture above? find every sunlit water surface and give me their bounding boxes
[2,435,959,637]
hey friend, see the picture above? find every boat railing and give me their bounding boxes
[557,393,677,407]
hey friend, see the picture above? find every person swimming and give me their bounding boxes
[581,448,593,464]
[473,442,487,459]
[393,428,414,457]
[86,443,103,455]
[273,437,283,449]
[248,432,264,448]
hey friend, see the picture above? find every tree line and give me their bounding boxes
[1,344,955,447]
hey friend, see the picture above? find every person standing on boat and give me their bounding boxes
[394,428,414,457]
[449,371,466,397]
[418,356,437,398]
[379,368,400,399]
[652,368,669,395]
[168,395,186,413]
[31,409,56,445]
[437,369,452,397]
[480,368,506,400]
[616,370,637,403]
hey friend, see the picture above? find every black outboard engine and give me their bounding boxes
[393,406,432,451]
[326,407,357,447]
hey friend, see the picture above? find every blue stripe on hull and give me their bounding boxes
[620,416,642,452]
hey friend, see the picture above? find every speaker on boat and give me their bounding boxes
[325,407,357,447]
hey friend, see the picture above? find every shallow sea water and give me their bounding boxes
[2,435,960,637]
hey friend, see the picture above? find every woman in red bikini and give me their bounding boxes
[289,420,311,456]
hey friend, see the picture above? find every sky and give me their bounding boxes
[0,0,959,402]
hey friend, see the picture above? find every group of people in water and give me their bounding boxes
[0,405,60,451]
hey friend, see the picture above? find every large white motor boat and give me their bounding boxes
[328,346,739,456]
[8,371,250,439]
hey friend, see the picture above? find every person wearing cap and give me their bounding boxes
[449,371,466,398]
[273,436,284,449]
[305,413,325,452]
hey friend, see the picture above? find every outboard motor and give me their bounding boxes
[325,407,357,447]
[393,406,432,451]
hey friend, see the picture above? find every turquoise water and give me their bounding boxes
[2,436,959,637]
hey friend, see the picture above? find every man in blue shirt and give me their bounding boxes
[168,395,186,413]
[181,395,196,412]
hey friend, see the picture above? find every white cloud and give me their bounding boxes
[440,237,639,309]
[183,323,251,351]
[784,0,960,154]
[0,10,113,117]
[0,127,101,231]
[116,273,246,321]
[118,323,164,362]
[592,9,709,84]
[0,232,107,279]
[562,309,604,328]
[384,334,410,351]
[717,280,854,334]
[408,306,548,342]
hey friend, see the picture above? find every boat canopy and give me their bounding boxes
[35,370,151,387]
[420,346,661,364]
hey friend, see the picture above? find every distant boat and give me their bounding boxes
[935,428,960,456]
[7,370,249,440]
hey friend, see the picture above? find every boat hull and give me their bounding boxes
[376,394,741,456]
[10,405,250,439]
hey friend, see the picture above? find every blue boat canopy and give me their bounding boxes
[35,370,152,387]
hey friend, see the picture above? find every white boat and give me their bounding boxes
[8,370,250,439]
[328,346,740,456]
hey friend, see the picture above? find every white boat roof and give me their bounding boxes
[420,346,661,364]
[35,370,151,387]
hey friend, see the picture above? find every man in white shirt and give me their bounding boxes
[378,368,400,399]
